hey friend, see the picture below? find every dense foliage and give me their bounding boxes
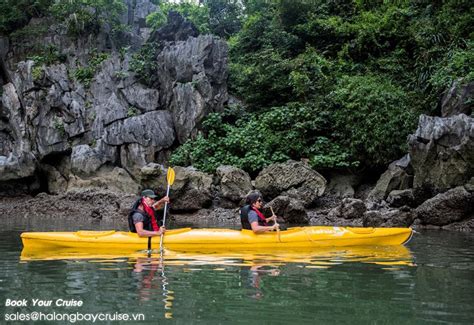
[171,0,474,173]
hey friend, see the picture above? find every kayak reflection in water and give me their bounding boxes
[128,189,169,238]
[240,192,280,233]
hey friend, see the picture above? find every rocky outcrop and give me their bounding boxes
[368,155,413,201]
[149,11,198,44]
[169,166,213,211]
[216,165,252,206]
[267,196,308,224]
[408,114,474,191]
[386,189,415,208]
[157,34,228,143]
[1,7,228,195]
[0,189,135,226]
[327,198,366,220]
[441,80,473,117]
[363,209,414,228]
[255,160,326,206]
[326,172,362,198]
[415,186,473,227]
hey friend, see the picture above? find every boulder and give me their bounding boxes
[441,80,473,117]
[216,165,252,203]
[326,172,362,198]
[327,198,366,220]
[368,155,413,201]
[167,166,213,212]
[139,163,168,191]
[415,186,474,226]
[67,167,140,194]
[408,114,474,191]
[42,164,68,194]
[71,144,110,176]
[386,189,416,208]
[363,209,414,228]
[255,160,327,205]
[149,10,199,44]
[267,196,308,224]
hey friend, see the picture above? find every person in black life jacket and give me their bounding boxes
[240,193,279,233]
[129,189,169,237]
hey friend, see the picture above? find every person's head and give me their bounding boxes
[246,192,263,209]
[141,189,157,206]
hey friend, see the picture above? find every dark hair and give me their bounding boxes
[246,192,262,206]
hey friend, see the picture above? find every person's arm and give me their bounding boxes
[250,221,278,234]
[265,215,277,224]
[152,196,170,210]
[135,222,165,238]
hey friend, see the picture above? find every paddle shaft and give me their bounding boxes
[159,184,171,250]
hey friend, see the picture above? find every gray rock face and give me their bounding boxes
[255,160,327,204]
[441,80,473,117]
[363,209,414,228]
[0,82,36,181]
[1,9,228,194]
[267,196,308,224]
[415,186,473,226]
[149,10,199,44]
[169,166,213,211]
[368,155,413,201]
[327,198,366,220]
[157,34,228,143]
[326,172,361,198]
[216,165,252,203]
[386,189,415,208]
[68,167,140,194]
[409,114,474,191]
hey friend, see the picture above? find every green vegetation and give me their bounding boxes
[127,106,139,117]
[0,0,52,35]
[49,0,126,36]
[73,51,109,88]
[129,43,160,86]
[1,0,126,37]
[53,116,66,137]
[28,45,67,81]
[171,0,473,173]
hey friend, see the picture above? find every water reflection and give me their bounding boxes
[133,256,174,319]
[21,245,414,269]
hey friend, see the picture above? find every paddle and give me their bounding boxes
[159,167,175,252]
[270,206,281,242]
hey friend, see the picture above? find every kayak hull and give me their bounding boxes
[21,226,413,253]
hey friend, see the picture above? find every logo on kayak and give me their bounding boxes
[309,227,348,235]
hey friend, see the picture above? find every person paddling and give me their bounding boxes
[240,192,279,233]
[128,189,169,237]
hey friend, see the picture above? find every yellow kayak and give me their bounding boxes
[21,226,412,252]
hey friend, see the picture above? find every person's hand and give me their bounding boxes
[271,223,280,231]
[268,215,277,222]
[158,227,166,235]
[153,196,170,208]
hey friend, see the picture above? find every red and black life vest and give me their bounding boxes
[128,199,163,233]
[240,205,268,230]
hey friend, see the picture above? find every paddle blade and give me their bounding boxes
[167,167,176,186]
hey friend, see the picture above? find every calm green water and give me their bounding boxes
[1,219,474,324]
